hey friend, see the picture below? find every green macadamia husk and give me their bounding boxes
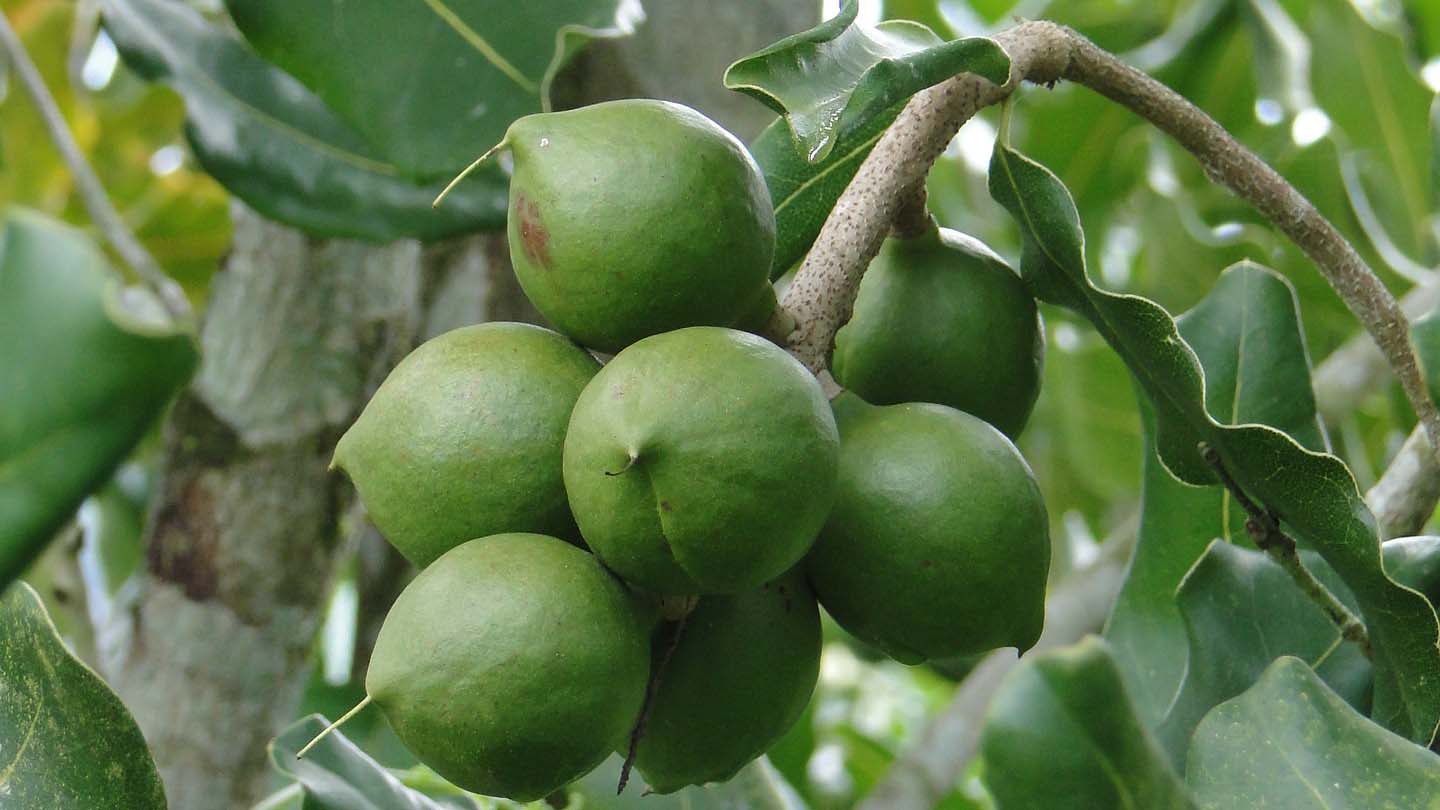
[630,569,821,793]
[832,222,1044,437]
[807,394,1050,663]
[366,533,652,802]
[333,322,599,567]
[505,99,778,354]
[564,326,839,594]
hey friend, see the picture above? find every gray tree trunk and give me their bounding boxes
[98,205,516,809]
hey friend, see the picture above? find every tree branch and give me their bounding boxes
[777,22,1440,465]
[0,7,191,323]
[1366,425,1440,540]
[1057,32,1440,464]
[777,20,1074,373]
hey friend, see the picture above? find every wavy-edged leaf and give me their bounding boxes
[0,209,196,588]
[724,0,1007,163]
[1186,657,1440,808]
[0,582,166,808]
[988,141,1440,744]
[1106,262,1325,725]
[979,637,1196,810]
[224,0,642,180]
[1155,541,1372,763]
[752,102,900,276]
[100,0,506,242]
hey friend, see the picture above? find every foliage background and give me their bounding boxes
[4,0,1440,807]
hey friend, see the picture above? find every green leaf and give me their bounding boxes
[573,755,806,810]
[724,0,1008,163]
[0,209,196,588]
[1186,657,1440,808]
[751,103,901,276]
[0,582,166,808]
[1154,541,1372,764]
[223,0,641,180]
[268,715,477,809]
[988,142,1440,744]
[1106,262,1325,725]
[100,0,507,242]
[979,636,1196,810]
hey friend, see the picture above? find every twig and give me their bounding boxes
[777,20,1074,373]
[0,8,191,324]
[1365,425,1440,540]
[617,612,690,794]
[1057,32,1440,464]
[777,22,1440,465]
[1199,443,1372,656]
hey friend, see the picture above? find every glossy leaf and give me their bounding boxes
[224,0,641,180]
[0,582,166,808]
[979,636,1196,810]
[988,141,1440,744]
[1106,262,1325,725]
[0,209,196,588]
[100,0,507,242]
[1186,657,1440,808]
[724,0,1008,163]
[1155,541,1371,763]
[751,103,901,276]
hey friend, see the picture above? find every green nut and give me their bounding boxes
[564,327,839,594]
[366,534,652,802]
[504,100,777,353]
[807,394,1050,663]
[631,570,821,792]
[832,222,1043,437]
[333,323,599,567]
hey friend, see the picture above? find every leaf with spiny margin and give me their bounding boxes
[224,0,641,181]
[724,0,1008,163]
[750,103,900,277]
[979,637,1197,810]
[1106,262,1327,726]
[988,141,1440,744]
[1186,657,1440,809]
[0,582,166,808]
[0,209,196,589]
[100,0,506,242]
[1155,541,1372,765]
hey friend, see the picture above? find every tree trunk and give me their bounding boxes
[98,205,513,809]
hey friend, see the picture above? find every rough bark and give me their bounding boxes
[97,205,507,809]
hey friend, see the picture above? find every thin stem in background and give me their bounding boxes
[0,8,192,324]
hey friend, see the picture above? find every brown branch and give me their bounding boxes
[777,22,1440,466]
[1059,32,1440,464]
[777,20,1074,373]
[1366,425,1440,540]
